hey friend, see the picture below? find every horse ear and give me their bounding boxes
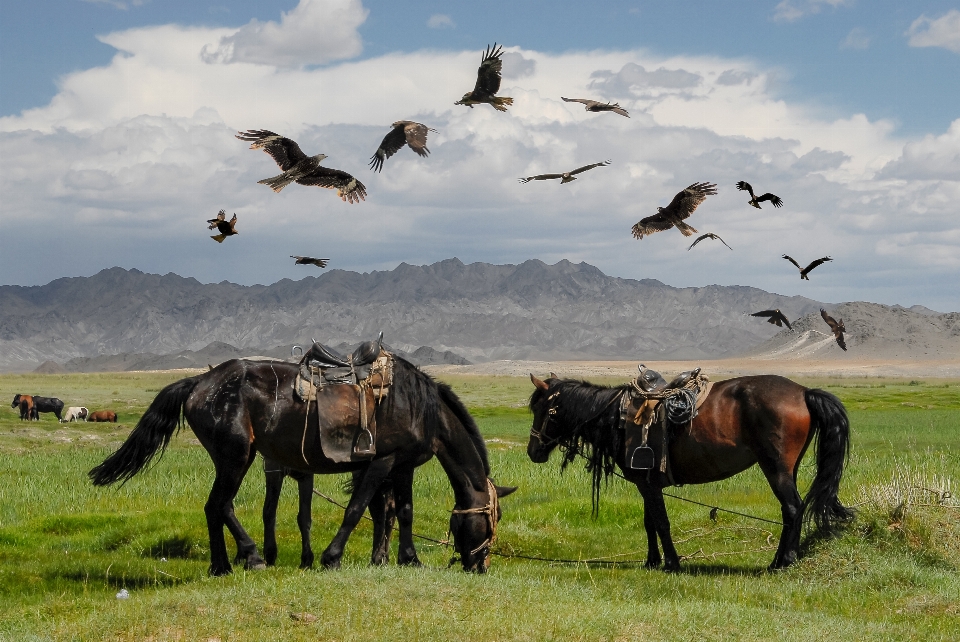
[530,374,549,390]
[549,372,558,379]
[495,485,518,498]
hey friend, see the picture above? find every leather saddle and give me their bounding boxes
[303,333,384,385]
[625,365,704,472]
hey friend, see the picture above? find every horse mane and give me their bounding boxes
[437,380,490,476]
[386,354,443,439]
[533,379,628,517]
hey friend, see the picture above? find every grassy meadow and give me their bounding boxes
[0,370,958,640]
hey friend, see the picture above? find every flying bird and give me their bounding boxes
[687,233,732,251]
[210,213,238,243]
[631,182,718,239]
[736,181,783,209]
[751,309,792,330]
[783,255,832,280]
[821,308,847,351]
[291,256,329,268]
[561,97,630,118]
[369,121,437,172]
[519,160,611,184]
[455,44,514,112]
[236,130,366,204]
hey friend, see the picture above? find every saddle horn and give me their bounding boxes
[291,345,303,358]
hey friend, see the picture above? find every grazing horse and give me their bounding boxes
[87,410,118,422]
[31,396,64,421]
[527,373,853,571]
[62,407,89,422]
[11,394,36,421]
[91,356,516,575]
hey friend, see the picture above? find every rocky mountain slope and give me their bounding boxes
[0,258,842,371]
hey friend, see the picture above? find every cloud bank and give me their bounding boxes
[906,10,960,54]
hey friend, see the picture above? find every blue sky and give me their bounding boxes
[1,0,958,310]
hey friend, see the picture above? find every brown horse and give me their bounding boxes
[88,410,118,422]
[91,356,516,575]
[11,394,36,421]
[527,373,853,571]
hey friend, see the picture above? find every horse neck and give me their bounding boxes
[555,381,623,445]
[433,406,488,508]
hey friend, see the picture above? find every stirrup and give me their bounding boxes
[630,446,655,470]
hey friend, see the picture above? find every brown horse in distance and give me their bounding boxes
[527,374,853,571]
[88,410,118,422]
[12,394,36,420]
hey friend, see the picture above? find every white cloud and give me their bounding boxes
[906,9,960,54]
[200,0,367,67]
[83,0,145,9]
[0,23,957,310]
[427,14,455,29]
[840,27,871,50]
[773,0,851,23]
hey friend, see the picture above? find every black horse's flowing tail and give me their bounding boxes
[802,389,856,535]
[89,376,200,486]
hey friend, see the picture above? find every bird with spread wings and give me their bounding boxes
[561,97,630,118]
[519,160,611,184]
[208,211,238,243]
[783,255,832,280]
[236,130,366,204]
[736,181,783,209]
[821,309,847,351]
[751,309,792,330]
[631,182,718,239]
[688,233,732,251]
[455,44,514,112]
[291,256,329,268]
[369,121,437,172]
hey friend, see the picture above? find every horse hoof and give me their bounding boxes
[209,565,233,577]
[398,557,422,568]
[321,558,341,570]
[644,559,662,570]
[662,561,681,573]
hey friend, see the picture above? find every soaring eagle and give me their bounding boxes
[631,182,718,239]
[687,232,732,251]
[236,130,366,204]
[455,44,514,112]
[561,97,630,118]
[783,255,831,280]
[736,181,783,209]
[751,309,792,330]
[291,256,329,268]
[821,308,847,351]
[209,212,238,243]
[519,160,611,184]
[369,121,437,172]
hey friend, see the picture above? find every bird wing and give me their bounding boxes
[751,310,778,319]
[632,213,675,239]
[235,130,309,171]
[369,125,409,172]
[714,234,733,250]
[803,257,832,273]
[757,193,783,207]
[207,209,226,229]
[609,105,630,117]
[661,182,718,221]
[835,333,847,351]
[568,160,611,176]
[687,233,710,250]
[403,122,433,158]
[561,97,594,106]
[474,44,504,96]
[296,167,367,203]
[782,255,803,271]
[821,308,839,332]
[291,256,305,263]
[775,310,792,330]
[735,181,756,200]
[519,174,563,183]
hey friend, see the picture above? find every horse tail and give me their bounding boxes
[802,388,855,535]
[437,381,490,476]
[89,375,200,486]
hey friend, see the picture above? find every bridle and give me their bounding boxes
[449,478,500,563]
[529,390,562,448]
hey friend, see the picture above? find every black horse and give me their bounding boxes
[527,373,853,571]
[91,356,515,574]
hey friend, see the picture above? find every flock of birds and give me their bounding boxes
[203,43,847,351]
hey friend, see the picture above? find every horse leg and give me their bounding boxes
[759,464,803,570]
[391,465,421,567]
[262,459,284,566]
[294,472,315,569]
[367,476,395,566]
[216,448,266,572]
[635,481,662,569]
[205,460,251,576]
[639,485,680,571]
[320,454,397,569]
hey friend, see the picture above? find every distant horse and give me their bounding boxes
[527,374,853,571]
[91,356,516,575]
[30,396,64,421]
[11,394,36,421]
[62,407,89,422]
[87,410,117,422]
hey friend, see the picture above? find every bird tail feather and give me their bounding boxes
[258,173,294,193]
[675,221,698,237]
[491,96,514,112]
[211,234,226,243]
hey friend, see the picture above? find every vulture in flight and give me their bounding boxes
[291,256,329,268]
[688,232,732,251]
[751,309,792,330]
[561,97,630,118]
[209,211,238,243]
[631,182,718,239]
[369,121,437,172]
[236,130,366,204]
[519,160,611,184]
[455,44,514,112]
[736,181,783,209]
[821,308,847,351]
[783,254,832,280]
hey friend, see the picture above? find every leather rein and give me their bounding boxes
[449,478,500,558]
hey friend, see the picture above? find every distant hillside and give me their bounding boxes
[1,258,835,371]
[746,302,960,360]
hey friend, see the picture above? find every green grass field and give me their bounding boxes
[1,371,958,641]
